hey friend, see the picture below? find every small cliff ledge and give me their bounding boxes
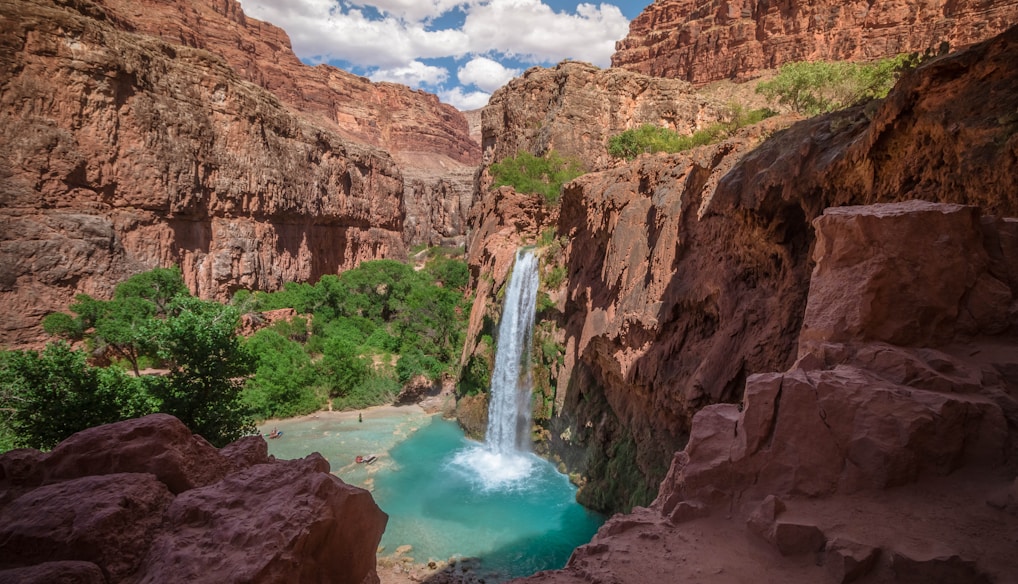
[612,0,1018,83]
[0,414,387,584]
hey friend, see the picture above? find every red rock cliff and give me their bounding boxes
[483,61,729,171]
[612,0,1018,83]
[0,0,480,345]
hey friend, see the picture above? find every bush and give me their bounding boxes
[0,342,158,450]
[149,297,254,446]
[242,330,324,420]
[607,106,777,160]
[396,350,445,384]
[490,150,585,204]
[332,374,400,411]
[756,54,919,116]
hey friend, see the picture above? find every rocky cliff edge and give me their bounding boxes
[0,413,387,584]
[612,0,1018,84]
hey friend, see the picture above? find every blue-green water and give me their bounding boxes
[261,409,603,581]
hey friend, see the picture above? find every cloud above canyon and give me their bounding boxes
[238,0,642,110]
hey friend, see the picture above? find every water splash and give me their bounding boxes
[452,249,541,489]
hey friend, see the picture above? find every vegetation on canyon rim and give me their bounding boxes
[607,105,777,160]
[489,150,586,204]
[755,53,923,115]
[0,255,469,451]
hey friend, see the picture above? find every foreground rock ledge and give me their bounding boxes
[0,414,387,584]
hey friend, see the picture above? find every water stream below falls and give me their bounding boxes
[262,250,602,580]
[263,412,602,581]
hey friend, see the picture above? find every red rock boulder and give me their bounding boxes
[0,415,386,584]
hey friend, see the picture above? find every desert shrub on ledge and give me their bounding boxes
[490,150,585,204]
[756,53,921,116]
[607,105,776,160]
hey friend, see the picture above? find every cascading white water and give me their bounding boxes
[451,249,541,490]
[485,249,540,454]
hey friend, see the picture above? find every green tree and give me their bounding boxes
[319,334,371,397]
[756,55,918,116]
[0,343,157,450]
[242,329,324,419]
[113,266,189,314]
[149,297,254,446]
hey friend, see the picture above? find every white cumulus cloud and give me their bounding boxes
[349,0,468,22]
[457,57,521,92]
[462,1,629,66]
[240,1,469,67]
[440,87,493,111]
[238,0,633,109]
[370,61,450,86]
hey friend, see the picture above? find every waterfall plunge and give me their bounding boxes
[485,249,540,454]
[451,249,541,490]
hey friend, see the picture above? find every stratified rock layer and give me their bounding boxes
[512,200,1018,584]
[483,61,728,171]
[0,0,482,345]
[0,414,386,584]
[612,0,1018,83]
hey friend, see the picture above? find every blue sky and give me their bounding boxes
[237,1,652,110]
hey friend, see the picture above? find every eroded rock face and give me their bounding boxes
[482,61,729,171]
[0,0,482,345]
[514,203,1018,584]
[0,414,386,584]
[612,0,1018,83]
[534,26,1018,513]
[89,0,478,166]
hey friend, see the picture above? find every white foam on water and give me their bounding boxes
[449,445,537,492]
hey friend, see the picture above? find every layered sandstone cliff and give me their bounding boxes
[517,200,1018,584]
[0,0,480,345]
[91,0,481,248]
[0,414,387,583]
[92,0,478,166]
[612,0,1018,83]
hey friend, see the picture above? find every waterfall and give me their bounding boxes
[485,249,540,454]
[450,249,541,490]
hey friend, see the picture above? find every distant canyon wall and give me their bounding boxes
[612,0,1018,83]
[0,0,480,345]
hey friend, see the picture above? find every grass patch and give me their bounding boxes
[756,53,920,116]
[607,105,776,160]
[490,150,585,204]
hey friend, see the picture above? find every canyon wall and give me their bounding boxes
[0,0,480,345]
[468,25,1018,513]
[612,0,1018,83]
[0,414,387,583]
[520,199,1018,584]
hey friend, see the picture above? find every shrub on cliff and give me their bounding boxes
[607,106,776,160]
[756,54,920,115]
[490,151,585,204]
